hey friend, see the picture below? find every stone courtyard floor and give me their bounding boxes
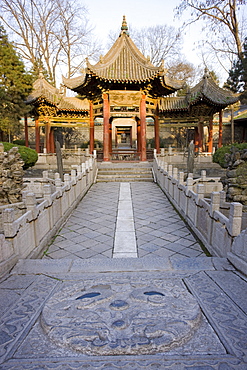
[0,181,247,369]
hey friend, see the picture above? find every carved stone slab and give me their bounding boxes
[1,355,246,369]
[185,271,247,362]
[41,279,201,355]
[0,275,58,364]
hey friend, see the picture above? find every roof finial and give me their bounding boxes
[120,15,129,36]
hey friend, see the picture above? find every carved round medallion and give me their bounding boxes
[41,281,201,355]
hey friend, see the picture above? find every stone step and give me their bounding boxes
[98,169,152,174]
[97,177,153,182]
[97,166,153,182]
[12,256,221,275]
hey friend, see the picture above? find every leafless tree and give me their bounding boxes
[107,24,182,67]
[0,0,102,85]
[166,60,203,86]
[175,0,246,63]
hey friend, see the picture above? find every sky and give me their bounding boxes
[81,0,246,86]
[83,0,207,75]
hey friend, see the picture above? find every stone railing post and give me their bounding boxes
[55,178,62,191]
[201,170,206,182]
[81,163,86,175]
[186,177,193,195]
[64,174,70,187]
[173,167,178,180]
[161,148,165,156]
[168,164,173,177]
[178,171,184,185]
[71,169,76,182]
[25,192,36,212]
[228,202,243,236]
[3,208,16,237]
[43,184,52,205]
[210,192,220,217]
[43,170,48,180]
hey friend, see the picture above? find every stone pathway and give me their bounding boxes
[44,182,205,260]
[0,180,246,369]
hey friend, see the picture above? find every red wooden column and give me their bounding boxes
[24,116,29,147]
[140,94,147,161]
[198,120,204,151]
[208,117,213,152]
[154,103,160,154]
[136,118,141,153]
[194,127,199,152]
[109,119,112,154]
[89,101,94,154]
[103,93,110,161]
[218,109,223,148]
[45,120,51,153]
[35,118,40,153]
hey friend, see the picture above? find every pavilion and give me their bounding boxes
[27,16,239,161]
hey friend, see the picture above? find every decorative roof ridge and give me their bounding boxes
[62,74,86,89]
[120,15,129,36]
[58,96,89,111]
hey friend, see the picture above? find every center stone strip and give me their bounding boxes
[113,182,137,258]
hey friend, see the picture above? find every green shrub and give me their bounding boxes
[213,143,247,168]
[1,142,38,169]
[13,139,26,146]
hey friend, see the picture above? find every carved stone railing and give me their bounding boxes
[153,156,246,275]
[0,156,97,278]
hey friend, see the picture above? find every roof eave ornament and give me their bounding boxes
[120,15,129,36]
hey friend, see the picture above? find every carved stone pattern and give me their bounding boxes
[41,280,201,355]
[0,275,58,362]
[185,271,247,361]
[1,356,245,369]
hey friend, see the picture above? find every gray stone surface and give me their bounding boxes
[0,180,247,368]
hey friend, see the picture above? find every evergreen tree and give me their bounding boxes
[225,38,247,103]
[0,25,33,141]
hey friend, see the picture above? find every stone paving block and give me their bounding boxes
[114,232,137,253]
[206,270,247,314]
[139,243,161,252]
[165,242,187,252]
[170,256,214,271]
[153,248,175,257]
[90,243,112,253]
[12,259,72,275]
[0,275,58,364]
[74,249,99,259]
[179,248,203,258]
[185,271,247,361]
[0,290,21,315]
[44,249,72,259]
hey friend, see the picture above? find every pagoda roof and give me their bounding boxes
[26,74,89,112]
[62,16,184,98]
[159,70,239,117]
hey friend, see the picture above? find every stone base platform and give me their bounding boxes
[0,257,246,369]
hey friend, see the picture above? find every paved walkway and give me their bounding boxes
[44,182,205,260]
[0,181,246,369]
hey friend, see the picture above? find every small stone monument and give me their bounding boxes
[55,141,64,181]
[187,140,195,176]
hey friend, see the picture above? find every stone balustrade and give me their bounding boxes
[0,157,97,278]
[153,156,246,275]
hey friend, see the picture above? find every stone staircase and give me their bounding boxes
[96,163,153,182]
